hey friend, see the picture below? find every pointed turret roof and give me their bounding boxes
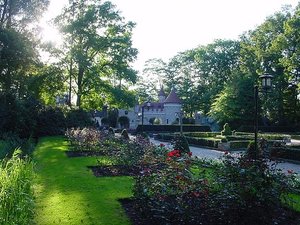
[164,88,182,104]
[158,86,166,97]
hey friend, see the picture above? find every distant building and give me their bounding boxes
[94,87,183,129]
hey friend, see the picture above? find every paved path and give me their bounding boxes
[150,138,300,174]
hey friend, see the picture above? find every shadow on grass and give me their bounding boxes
[33,136,133,225]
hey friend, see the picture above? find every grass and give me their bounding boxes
[33,136,133,225]
[0,152,34,225]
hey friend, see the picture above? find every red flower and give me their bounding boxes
[188,152,192,157]
[160,143,165,147]
[192,191,200,197]
[167,149,181,157]
[166,157,172,161]
[288,169,294,174]
[175,175,181,180]
[224,151,229,155]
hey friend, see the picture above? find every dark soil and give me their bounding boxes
[119,198,300,225]
[65,150,106,157]
[88,163,165,177]
[88,165,141,176]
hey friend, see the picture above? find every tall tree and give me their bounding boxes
[55,0,138,108]
[240,7,293,125]
[0,0,49,29]
[0,0,49,97]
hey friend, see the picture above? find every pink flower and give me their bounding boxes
[166,157,172,161]
[160,143,165,147]
[224,151,229,155]
[288,169,294,174]
[188,152,192,157]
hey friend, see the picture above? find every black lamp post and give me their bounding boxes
[175,110,184,135]
[254,74,273,158]
[141,101,151,132]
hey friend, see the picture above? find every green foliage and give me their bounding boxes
[108,108,119,128]
[172,135,190,154]
[55,0,138,108]
[209,73,255,128]
[133,151,211,224]
[245,141,260,159]
[221,123,232,136]
[121,129,129,140]
[65,108,94,128]
[0,151,34,225]
[153,118,161,125]
[182,117,195,124]
[212,154,300,224]
[157,133,222,149]
[118,116,130,128]
[133,146,300,224]
[0,134,35,159]
[36,107,66,137]
[229,141,250,150]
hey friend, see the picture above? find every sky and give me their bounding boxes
[40,0,299,73]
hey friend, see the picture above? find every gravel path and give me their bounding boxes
[150,138,300,174]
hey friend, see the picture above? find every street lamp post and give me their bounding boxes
[176,110,184,135]
[254,74,273,158]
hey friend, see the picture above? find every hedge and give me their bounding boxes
[156,133,219,148]
[229,141,251,150]
[271,147,300,161]
[238,125,300,133]
[136,125,211,133]
[183,132,220,138]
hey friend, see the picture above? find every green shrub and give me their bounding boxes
[0,150,34,225]
[36,107,66,137]
[221,123,232,136]
[172,135,190,154]
[133,149,300,225]
[271,147,300,161]
[121,129,130,140]
[229,141,251,150]
[184,132,220,138]
[118,116,130,128]
[157,133,220,148]
[153,118,161,125]
[0,134,35,159]
[65,109,94,128]
[213,153,300,224]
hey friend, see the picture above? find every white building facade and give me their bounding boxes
[118,87,183,129]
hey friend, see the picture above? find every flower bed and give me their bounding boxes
[130,146,300,225]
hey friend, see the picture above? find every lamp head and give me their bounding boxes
[259,74,273,91]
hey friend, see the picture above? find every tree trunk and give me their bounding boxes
[76,65,84,108]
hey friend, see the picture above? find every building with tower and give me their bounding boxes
[116,86,183,129]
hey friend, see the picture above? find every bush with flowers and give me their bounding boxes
[133,147,216,224]
[65,127,103,151]
[132,142,300,225]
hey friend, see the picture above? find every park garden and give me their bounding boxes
[1,125,300,224]
[2,0,300,224]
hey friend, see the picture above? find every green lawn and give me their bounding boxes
[33,136,133,225]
